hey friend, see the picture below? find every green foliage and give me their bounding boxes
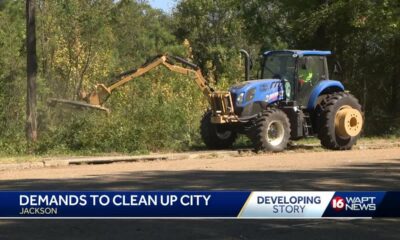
[0,0,399,156]
[0,0,26,155]
[173,0,247,84]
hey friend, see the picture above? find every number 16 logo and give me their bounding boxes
[331,196,345,211]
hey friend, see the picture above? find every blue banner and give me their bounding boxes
[0,191,400,218]
[0,191,250,218]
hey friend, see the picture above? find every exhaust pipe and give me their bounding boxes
[239,49,251,82]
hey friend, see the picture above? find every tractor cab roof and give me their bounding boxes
[263,50,331,57]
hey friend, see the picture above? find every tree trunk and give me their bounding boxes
[26,0,38,142]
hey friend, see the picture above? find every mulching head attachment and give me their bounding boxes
[47,98,110,113]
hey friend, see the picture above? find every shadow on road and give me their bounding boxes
[1,160,399,191]
[0,159,399,239]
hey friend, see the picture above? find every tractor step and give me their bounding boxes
[303,113,313,136]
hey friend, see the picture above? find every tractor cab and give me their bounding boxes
[230,50,337,119]
[261,50,331,107]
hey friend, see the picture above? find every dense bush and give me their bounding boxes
[32,69,209,154]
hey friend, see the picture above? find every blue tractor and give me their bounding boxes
[201,50,363,151]
[49,50,363,152]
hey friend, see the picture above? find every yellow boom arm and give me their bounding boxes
[49,54,238,123]
[82,55,213,106]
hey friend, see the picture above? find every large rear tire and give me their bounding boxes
[200,111,237,149]
[318,92,363,150]
[251,109,291,152]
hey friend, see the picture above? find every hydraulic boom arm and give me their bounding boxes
[81,54,214,106]
[49,54,238,123]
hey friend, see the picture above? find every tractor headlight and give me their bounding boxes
[246,88,256,102]
[236,92,245,105]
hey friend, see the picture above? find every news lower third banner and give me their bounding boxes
[0,191,399,218]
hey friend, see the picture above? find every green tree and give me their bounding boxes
[173,0,248,85]
[239,0,400,134]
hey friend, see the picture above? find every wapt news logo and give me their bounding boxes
[331,195,376,212]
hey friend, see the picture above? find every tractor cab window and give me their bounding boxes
[262,53,296,100]
[297,56,329,106]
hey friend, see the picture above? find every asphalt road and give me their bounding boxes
[0,147,399,239]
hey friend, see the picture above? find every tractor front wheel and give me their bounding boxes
[200,111,237,149]
[251,109,291,152]
[318,92,363,150]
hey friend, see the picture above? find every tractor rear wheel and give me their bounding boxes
[251,109,291,152]
[318,92,363,150]
[200,111,237,149]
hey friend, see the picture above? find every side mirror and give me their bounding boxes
[333,61,342,74]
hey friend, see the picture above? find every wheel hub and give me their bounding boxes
[335,105,363,137]
[266,121,285,146]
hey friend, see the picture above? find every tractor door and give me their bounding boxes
[296,56,329,106]
[262,52,296,101]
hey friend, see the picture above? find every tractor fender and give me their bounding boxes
[307,80,344,110]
